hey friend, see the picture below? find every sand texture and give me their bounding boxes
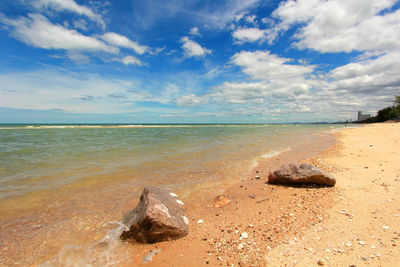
[126,123,400,266]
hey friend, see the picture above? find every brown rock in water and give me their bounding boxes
[268,163,336,187]
[120,187,189,243]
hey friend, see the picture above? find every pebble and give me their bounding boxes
[317,259,325,266]
[382,225,390,230]
[241,232,248,239]
[197,219,204,224]
[359,241,366,245]
[345,242,352,247]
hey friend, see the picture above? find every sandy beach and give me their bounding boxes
[125,122,400,266]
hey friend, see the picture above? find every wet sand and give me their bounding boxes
[127,123,400,266]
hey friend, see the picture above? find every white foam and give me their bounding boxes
[261,147,291,159]
[41,221,133,267]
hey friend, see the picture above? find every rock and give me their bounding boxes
[268,163,336,187]
[214,195,230,207]
[120,187,189,243]
[142,249,162,264]
[317,259,325,266]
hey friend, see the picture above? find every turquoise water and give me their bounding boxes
[0,123,343,265]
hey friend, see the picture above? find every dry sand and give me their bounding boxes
[127,122,400,266]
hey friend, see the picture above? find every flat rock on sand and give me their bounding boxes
[268,163,336,187]
[120,187,189,243]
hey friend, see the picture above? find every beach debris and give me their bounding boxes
[256,197,269,203]
[142,249,162,264]
[120,187,189,243]
[268,163,336,187]
[214,195,230,208]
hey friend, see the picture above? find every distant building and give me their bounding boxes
[358,111,371,122]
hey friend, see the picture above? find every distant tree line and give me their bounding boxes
[360,96,400,123]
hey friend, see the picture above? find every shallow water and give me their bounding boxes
[0,124,343,265]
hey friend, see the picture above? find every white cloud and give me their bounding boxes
[270,0,400,53]
[175,94,209,106]
[232,27,266,44]
[0,14,118,53]
[101,32,149,55]
[231,50,315,80]
[189,27,200,36]
[175,48,399,120]
[33,0,105,28]
[180,36,211,58]
[244,14,257,25]
[118,55,142,66]
[328,51,400,95]
[72,19,87,31]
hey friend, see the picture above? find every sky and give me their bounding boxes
[0,0,400,123]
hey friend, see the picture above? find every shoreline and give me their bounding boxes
[125,123,400,266]
[123,127,339,266]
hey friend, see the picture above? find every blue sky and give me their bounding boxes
[1,0,399,123]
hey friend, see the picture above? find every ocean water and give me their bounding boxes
[0,123,343,265]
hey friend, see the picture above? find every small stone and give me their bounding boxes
[383,225,390,230]
[255,175,261,179]
[345,242,352,247]
[361,257,368,261]
[197,219,204,224]
[241,232,248,239]
[317,259,325,266]
[359,241,366,245]
[237,243,244,250]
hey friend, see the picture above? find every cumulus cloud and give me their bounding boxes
[33,0,105,28]
[231,50,315,80]
[0,14,118,53]
[180,36,211,58]
[175,48,398,120]
[270,0,400,53]
[232,27,266,44]
[117,55,142,66]
[101,32,149,55]
[189,27,200,36]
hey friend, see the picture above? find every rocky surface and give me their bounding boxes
[268,163,336,187]
[120,187,189,243]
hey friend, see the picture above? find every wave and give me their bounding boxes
[41,221,132,267]
[261,147,291,159]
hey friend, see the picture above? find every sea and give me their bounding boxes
[0,123,345,266]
